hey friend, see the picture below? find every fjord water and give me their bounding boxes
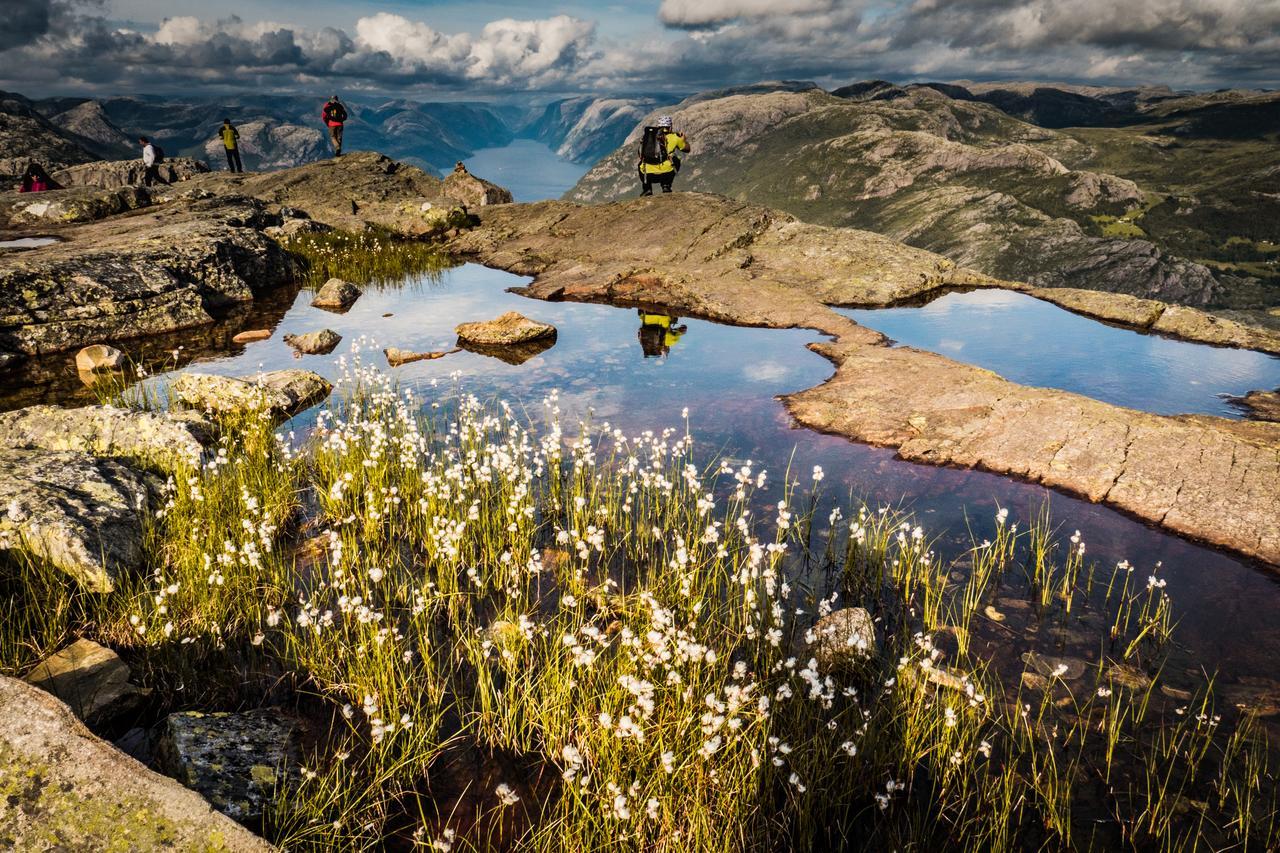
[463,139,590,201]
[88,262,1279,690]
[842,289,1280,417]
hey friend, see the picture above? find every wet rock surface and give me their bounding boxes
[1,185,153,226]
[0,448,150,591]
[385,346,457,366]
[24,638,149,728]
[311,277,362,311]
[455,311,557,346]
[456,195,1280,567]
[154,709,300,824]
[173,369,332,421]
[283,328,342,355]
[0,676,274,852]
[74,343,124,372]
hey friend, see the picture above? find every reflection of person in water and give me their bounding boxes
[637,311,688,359]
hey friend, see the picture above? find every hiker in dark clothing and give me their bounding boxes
[139,137,168,186]
[17,162,59,193]
[638,116,690,196]
[322,95,347,157]
[220,118,243,173]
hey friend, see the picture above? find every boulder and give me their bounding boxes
[443,162,514,207]
[809,607,878,672]
[25,638,149,728]
[384,346,456,367]
[0,449,150,592]
[282,328,342,355]
[311,278,362,312]
[0,404,210,468]
[74,343,124,373]
[172,370,332,421]
[154,709,300,824]
[52,157,210,190]
[0,676,274,852]
[455,311,557,346]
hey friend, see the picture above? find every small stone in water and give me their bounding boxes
[232,329,271,343]
[74,344,124,373]
[983,605,1006,622]
[384,347,458,367]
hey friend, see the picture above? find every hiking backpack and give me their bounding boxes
[325,102,347,124]
[152,144,165,164]
[640,126,668,166]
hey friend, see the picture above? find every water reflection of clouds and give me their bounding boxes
[743,362,792,382]
[843,290,1280,417]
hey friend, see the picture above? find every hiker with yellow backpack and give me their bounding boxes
[637,116,691,196]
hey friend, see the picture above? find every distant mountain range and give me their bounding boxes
[568,80,1280,320]
[4,79,1277,319]
[0,90,666,179]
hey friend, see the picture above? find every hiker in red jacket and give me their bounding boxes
[322,95,347,157]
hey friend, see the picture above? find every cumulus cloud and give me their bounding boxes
[0,0,1275,95]
[0,0,597,92]
[659,0,840,28]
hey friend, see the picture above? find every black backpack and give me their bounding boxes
[152,144,165,164]
[325,102,347,124]
[640,126,668,166]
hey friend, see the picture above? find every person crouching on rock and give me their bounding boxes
[219,118,243,173]
[322,95,347,157]
[139,137,168,187]
[17,162,58,193]
[638,116,691,196]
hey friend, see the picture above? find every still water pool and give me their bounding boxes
[54,262,1271,689]
[841,289,1280,417]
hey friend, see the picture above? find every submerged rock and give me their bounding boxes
[809,607,878,672]
[154,709,300,824]
[74,343,124,373]
[283,328,342,355]
[0,449,149,592]
[311,277,362,312]
[25,638,149,728]
[0,676,274,852]
[455,311,557,346]
[173,370,332,421]
[0,404,210,468]
[1021,651,1088,681]
[232,329,272,343]
[384,346,457,367]
[1227,388,1280,422]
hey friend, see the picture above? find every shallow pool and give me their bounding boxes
[841,289,1280,417]
[0,236,58,249]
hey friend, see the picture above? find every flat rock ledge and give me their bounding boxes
[0,676,274,851]
[453,195,1280,567]
[0,403,210,468]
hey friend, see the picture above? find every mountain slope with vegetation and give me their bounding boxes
[568,83,1280,317]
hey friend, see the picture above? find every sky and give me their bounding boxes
[2,0,1277,100]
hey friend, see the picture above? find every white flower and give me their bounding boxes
[495,783,520,806]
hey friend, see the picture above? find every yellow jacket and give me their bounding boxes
[640,132,690,175]
[220,125,239,149]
